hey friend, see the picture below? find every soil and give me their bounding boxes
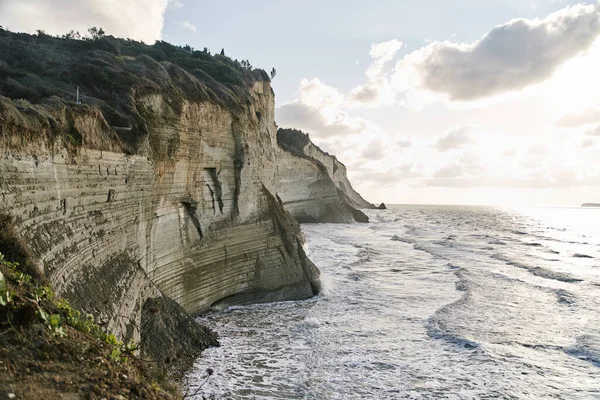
[0,263,183,400]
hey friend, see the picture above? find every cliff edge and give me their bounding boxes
[0,30,320,375]
[277,128,376,222]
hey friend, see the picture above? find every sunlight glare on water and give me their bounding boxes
[185,206,600,399]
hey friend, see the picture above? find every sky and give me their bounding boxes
[1,0,600,206]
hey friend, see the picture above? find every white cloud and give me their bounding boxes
[423,166,600,189]
[278,78,353,138]
[181,21,196,32]
[433,164,467,178]
[344,40,403,109]
[458,152,481,165]
[395,137,413,148]
[366,39,403,80]
[393,3,600,102]
[585,124,600,136]
[361,138,387,160]
[277,78,388,142]
[580,138,595,148]
[0,0,169,43]
[433,125,477,151]
[348,78,396,108]
[169,0,183,9]
[555,107,600,127]
[526,143,550,156]
[296,78,344,114]
[355,162,423,186]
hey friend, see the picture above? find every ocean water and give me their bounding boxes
[185,205,600,399]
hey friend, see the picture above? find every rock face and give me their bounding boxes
[0,31,374,370]
[276,128,375,222]
[0,79,320,366]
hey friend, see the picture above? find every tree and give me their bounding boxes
[62,30,82,40]
[36,29,47,37]
[270,68,276,79]
[87,27,105,40]
[220,48,225,56]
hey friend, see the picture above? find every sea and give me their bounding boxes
[184,205,600,399]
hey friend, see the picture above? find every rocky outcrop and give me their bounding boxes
[276,128,376,222]
[274,145,354,223]
[0,82,321,338]
[0,31,323,370]
[344,204,369,223]
[377,203,387,210]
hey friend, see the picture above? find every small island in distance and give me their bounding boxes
[581,203,600,207]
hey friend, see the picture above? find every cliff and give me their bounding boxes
[0,30,322,373]
[277,128,375,222]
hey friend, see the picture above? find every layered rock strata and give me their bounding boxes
[276,128,375,222]
[0,31,373,371]
[0,80,320,366]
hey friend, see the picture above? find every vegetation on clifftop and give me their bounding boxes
[0,26,270,152]
[0,26,269,103]
[277,127,338,161]
[276,127,333,175]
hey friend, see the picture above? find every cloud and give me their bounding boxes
[393,3,600,101]
[432,154,484,179]
[526,143,549,156]
[555,108,600,127]
[367,39,403,80]
[395,138,412,148]
[277,79,354,137]
[347,40,403,108]
[433,125,477,151]
[458,152,480,165]
[580,138,595,148]
[342,39,405,109]
[355,162,423,186]
[520,158,540,169]
[433,164,466,178]
[277,102,363,138]
[277,78,386,140]
[585,124,600,136]
[0,0,169,43]
[296,78,344,114]
[181,21,196,32]
[361,138,387,160]
[423,167,600,189]
[169,0,183,8]
[348,78,396,108]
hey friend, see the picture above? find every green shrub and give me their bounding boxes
[0,270,14,306]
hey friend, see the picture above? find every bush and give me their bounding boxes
[0,28,271,150]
